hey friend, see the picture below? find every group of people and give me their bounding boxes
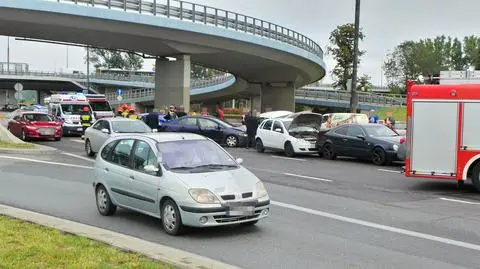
[116,104,138,119]
[368,109,396,129]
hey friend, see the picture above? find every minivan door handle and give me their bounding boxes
[104,168,109,172]
[129,176,135,180]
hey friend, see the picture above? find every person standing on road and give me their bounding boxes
[163,105,178,121]
[369,110,379,123]
[176,105,187,118]
[213,102,224,120]
[244,109,259,149]
[145,110,159,130]
[80,106,93,140]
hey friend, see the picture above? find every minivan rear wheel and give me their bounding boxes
[85,139,95,157]
[95,185,117,216]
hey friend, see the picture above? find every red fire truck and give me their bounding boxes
[404,80,480,191]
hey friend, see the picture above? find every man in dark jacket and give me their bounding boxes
[145,111,159,130]
[244,109,259,149]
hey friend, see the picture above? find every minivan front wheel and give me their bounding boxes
[161,199,184,236]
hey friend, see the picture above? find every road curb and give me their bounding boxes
[0,204,243,269]
[0,144,59,155]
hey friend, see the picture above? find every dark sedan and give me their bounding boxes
[316,123,405,165]
[160,115,248,147]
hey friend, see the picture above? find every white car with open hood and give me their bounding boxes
[255,112,323,157]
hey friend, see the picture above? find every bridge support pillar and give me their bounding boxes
[261,82,295,112]
[154,55,191,112]
[250,95,261,112]
[37,91,49,105]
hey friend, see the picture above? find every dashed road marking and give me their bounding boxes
[272,200,480,252]
[271,155,306,161]
[439,197,480,205]
[70,139,84,144]
[0,155,93,170]
[283,173,332,182]
[378,168,401,174]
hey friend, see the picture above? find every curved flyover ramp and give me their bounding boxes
[0,0,326,111]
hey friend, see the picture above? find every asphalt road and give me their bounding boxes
[2,137,480,268]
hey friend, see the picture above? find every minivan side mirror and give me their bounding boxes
[101,128,110,134]
[144,164,162,177]
[274,128,283,133]
[236,158,244,164]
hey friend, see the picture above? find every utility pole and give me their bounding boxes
[66,46,69,68]
[350,0,361,113]
[7,36,10,72]
[86,46,90,92]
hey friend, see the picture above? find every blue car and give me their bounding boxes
[161,115,248,147]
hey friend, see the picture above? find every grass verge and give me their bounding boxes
[0,141,36,149]
[377,107,407,122]
[0,215,174,269]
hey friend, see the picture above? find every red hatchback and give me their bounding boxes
[8,112,63,141]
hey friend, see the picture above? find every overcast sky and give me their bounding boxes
[1,0,479,85]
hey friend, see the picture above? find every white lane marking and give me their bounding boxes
[439,197,480,205]
[271,155,306,161]
[283,172,332,182]
[378,169,401,174]
[272,200,480,252]
[0,156,93,170]
[70,139,84,144]
[62,152,95,163]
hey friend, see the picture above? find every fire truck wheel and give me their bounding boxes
[372,148,387,166]
[471,163,480,192]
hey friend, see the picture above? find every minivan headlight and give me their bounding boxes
[188,188,220,204]
[255,181,268,198]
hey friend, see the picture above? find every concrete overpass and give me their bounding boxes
[0,0,326,112]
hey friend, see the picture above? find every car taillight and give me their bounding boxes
[400,137,406,144]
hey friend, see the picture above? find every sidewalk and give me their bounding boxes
[0,204,243,269]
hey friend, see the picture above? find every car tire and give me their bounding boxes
[95,185,117,216]
[372,147,387,166]
[322,143,336,160]
[471,163,480,193]
[225,135,239,147]
[284,142,295,157]
[21,129,28,141]
[85,139,95,157]
[241,220,259,226]
[256,138,265,153]
[161,199,184,236]
[55,137,62,141]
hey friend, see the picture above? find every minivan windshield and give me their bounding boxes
[89,101,111,111]
[157,139,237,171]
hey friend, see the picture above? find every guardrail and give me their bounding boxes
[0,70,235,88]
[46,0,323,58]
[105,87,407,107]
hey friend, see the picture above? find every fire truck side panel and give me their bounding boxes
[409,101,458,177]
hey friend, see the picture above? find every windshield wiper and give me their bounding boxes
[171,164,236,170]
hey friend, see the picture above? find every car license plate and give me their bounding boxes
[227,206,254,216]
[77,128,83,131]
[39,128,55,135]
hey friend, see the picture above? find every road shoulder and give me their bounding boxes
[0,203,242,269]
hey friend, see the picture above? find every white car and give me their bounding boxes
[255,112,323,157]
[84,117,152,156]
[92,132,270,235]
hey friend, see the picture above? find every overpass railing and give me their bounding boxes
[0,69,235,88]
[49,0,323,58]
[105,87,407,107]
[296,89,406,107]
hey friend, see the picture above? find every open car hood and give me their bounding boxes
[286,112,323,133]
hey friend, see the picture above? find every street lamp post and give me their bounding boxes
[7,36,10,72]
[350,0,361,113]
[86,46,90,92]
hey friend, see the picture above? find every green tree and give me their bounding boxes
[357,74,373,92]
[85,48,143,70]
[327,23,365,90]
[451,38,466,70]
[463,36,480,69]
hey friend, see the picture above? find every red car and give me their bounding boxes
[8,112,63,141]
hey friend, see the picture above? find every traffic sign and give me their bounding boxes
[117,95,123,101]
[117,89,123,95]
[14,92,23,100]
[14,83,23,92]
[82,89,89,95]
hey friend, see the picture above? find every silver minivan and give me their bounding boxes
[92,132,270,235]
